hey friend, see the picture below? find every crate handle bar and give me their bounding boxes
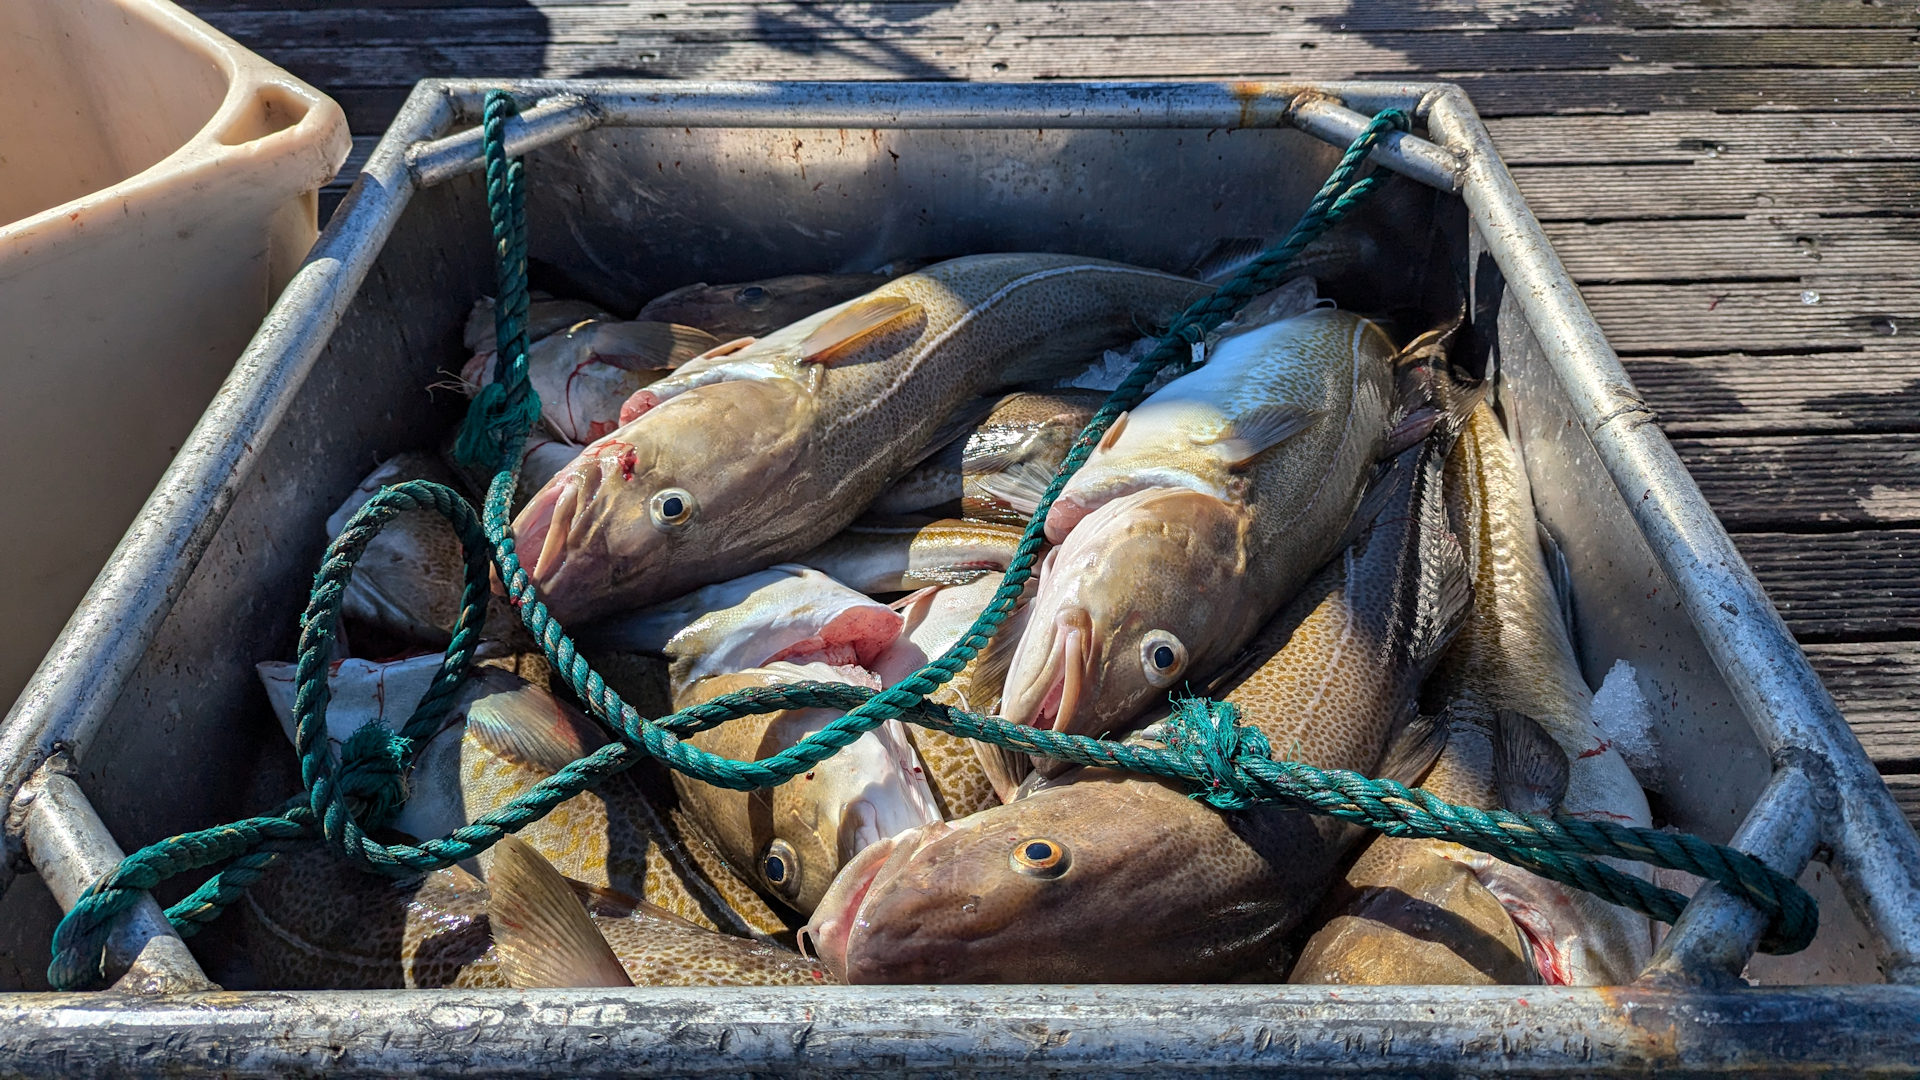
[406,81,1462,194]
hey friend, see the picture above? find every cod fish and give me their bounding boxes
[677,662,943,916]
[637,272,895,340]
[799,517,1026,595]
[324,452,529,651]
[243,836,832,989]
[461,318,720,443]
[512,254,1208,622]
[255,656,775,938]
[591,564,944,913]
[806,423,1470,983]
[1000,305,1399,746]
[871,390,1106,525]
[1289,706,1570,986]
[1421,401,1656,985]
[585,563,907,700]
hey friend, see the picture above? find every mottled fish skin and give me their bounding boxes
[1287,708,1536,987]
[871,575,1034,818]
[872,390,1106,525]
[461,319,720,443]
[799,517,1026,595]
[1425,402,1654,986]
[241,845,830,989]
[636,273,893,340]
[1000,307,1398,746]
[324,452,527,651]
[512,254,1208,623]
[806,428,1469,983]
[673,662,942,916]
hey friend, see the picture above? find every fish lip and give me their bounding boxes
[1042,495,1092,544]
[804,823,945,980]
[1042,608,1092,735]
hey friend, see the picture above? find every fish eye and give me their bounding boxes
[1010,837,1070,878]
[762,839,801,896]
[1140,630,1187,688]
[649,487,696,529]
[734,285,771,310]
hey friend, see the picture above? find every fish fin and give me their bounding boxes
[1537,522,1580,652]
[1185,237,1269,284]
[1328,453,1412,559]
[487,836,634,989]
[588,321,722,372]
[689,335,757,363]
[1493,709,1572,816]
[465,673,604,774]
[1407,506,1473,671]
[1375,710,1449,788]
[800,296,922,364]
[972,458,1059,519]
[1202,403,1320,467]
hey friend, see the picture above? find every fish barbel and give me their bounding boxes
[1000,306,1398,745]
[511,254,1207,622]
[806,422,1469,983]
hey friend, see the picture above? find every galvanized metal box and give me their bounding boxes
[1,80,1916,1075]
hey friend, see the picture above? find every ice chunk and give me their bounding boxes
[1592,658,1662,792]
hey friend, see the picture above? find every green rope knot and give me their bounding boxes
[336,722,414,832]
[453,379,542,472]
[1165,697,1272,811]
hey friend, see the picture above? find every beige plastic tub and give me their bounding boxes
[0,0,349,710]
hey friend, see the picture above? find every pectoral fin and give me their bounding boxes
[1375,709,1450,788]
[1493,710,1571,816]
[589,321,722,372]
[800,296,922,364]
[486,835,634,988]
[1201,403,1319,467]
[464,670,605,773]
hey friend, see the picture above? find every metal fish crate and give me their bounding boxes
[1,80,1917,1075]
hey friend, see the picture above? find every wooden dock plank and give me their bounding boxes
[1546,218,1920,284]
[1512,161,1920,221]
[1802,643,1920,767]
[1488,112,1920,166]
[1580,284,1915,354]
[1736,531,1920,642]
[1677,436,1920,529]
[1625,353,1920,436]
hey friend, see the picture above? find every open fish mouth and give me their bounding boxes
[512,455,604,589]
[1036,608,1091,734]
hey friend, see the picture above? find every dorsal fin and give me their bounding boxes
[1493,709,1572,816]
[1095,410,1129,453]
[464,671,605,773]
[800,296,922,364]
[487,836,634,988]
[1200,403,1319,467]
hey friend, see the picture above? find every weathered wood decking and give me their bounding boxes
[182,0,1920,820]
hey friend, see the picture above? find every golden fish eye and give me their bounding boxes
[1140,631,1187,689]
[1010,837,1069,878]
[763,839,801,895]
[649,487,696,529]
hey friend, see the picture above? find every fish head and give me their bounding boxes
[511,376,816,621]
[687,664,943,916]
[1001,488,1252,745]
[803,774,1197,982]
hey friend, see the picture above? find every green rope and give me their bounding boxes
[45,95,1817,991]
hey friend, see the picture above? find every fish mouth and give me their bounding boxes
[1042,495,1093,544]
[803,823,944,979]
